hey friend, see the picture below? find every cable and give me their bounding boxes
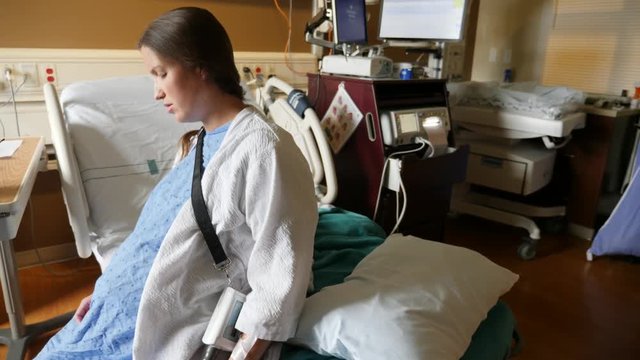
[372,142,427,224]
[384,137,437,234]
[414,137,435,159]
[272,0,309,77]
[0,76,26,109]
[389,175,408,235]
[395,188,400,222]
[372,159,391,222]
[1,70,27,138]
[273,0,288,23]
[8,75,21,136]
[201,345,219,360]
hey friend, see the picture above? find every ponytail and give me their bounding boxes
[177,129,199,161]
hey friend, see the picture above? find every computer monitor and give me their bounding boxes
[331,0,368,45]
[378,0,469,45]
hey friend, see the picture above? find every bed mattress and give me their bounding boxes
[450,105,586,139]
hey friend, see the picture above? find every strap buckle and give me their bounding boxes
[214,258,231,272]
[214,259,232,286]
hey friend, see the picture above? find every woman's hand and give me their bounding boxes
[73,294,92,323]
[229,333,271,360]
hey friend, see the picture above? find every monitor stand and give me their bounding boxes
[320,55,393,78]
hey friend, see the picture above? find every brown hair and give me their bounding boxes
[138,7,243,159]
[138,7,243,99]
[177,130,200,161]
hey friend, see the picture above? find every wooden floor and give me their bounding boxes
[1,215,639,359]
[0,258,100,359]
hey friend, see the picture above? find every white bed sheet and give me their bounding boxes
[447,81,585,120]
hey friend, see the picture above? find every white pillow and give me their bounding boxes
[290,234,519,360]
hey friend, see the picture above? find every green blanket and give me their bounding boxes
[281,207,517,360]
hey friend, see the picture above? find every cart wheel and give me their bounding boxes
[517,240,537,260]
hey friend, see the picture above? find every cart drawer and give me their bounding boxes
[467,153,525,194]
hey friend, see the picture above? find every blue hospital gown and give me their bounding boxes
[36,124,229,360]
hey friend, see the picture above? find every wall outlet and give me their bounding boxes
[18,63,39,87]
[0,63,38,87]
[2,64,15,81]
[0,64,15,91]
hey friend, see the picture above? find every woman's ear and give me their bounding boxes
[199,68,208,80]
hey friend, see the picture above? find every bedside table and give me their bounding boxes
[0,137,73,360]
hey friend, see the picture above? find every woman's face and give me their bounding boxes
[141,46,208,123]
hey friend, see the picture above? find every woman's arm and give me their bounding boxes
[234,136,317,341]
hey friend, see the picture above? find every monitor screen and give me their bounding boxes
[379,0,468,42]
[332,0,368,45]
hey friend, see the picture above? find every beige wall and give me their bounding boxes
[1,1,319,260]
[471,0,553,82]
[0,0,481,75]
[0,0,312,52]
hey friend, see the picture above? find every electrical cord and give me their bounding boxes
[272,0,308,77]
[0,74,26,109]
[8,75,21,136]
[201,344,219,360]
[414,137,435,159]
[0,71,27,138]
[373,159,391,222]
[372,141,427,226]
[390,174,408,235]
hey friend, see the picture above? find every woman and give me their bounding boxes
[36,7,317,360]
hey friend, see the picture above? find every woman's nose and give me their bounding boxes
[154,84,165,100]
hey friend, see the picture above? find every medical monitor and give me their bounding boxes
[331,0,368,45]
[378,0,469,44]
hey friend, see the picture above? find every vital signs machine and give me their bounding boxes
[306,0,393,78]
[306,0,470,79]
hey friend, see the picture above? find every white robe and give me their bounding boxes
[133,108,318,359]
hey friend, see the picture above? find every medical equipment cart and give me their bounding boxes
[307,73,468,241]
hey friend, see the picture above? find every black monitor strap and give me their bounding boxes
[191,128,230,270]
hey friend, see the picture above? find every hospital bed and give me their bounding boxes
[448,81,586,260]
[43,75,521,359]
